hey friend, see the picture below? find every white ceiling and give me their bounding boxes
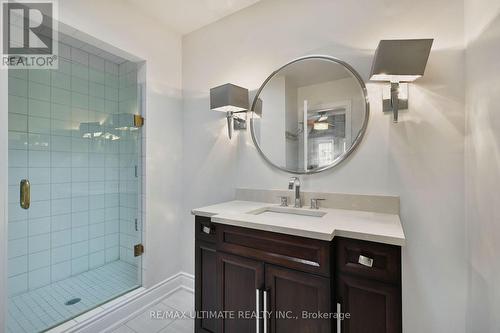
[125,0,262,35]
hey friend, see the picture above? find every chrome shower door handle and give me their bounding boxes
[256,289,261,333]
[20,179,30,209]
[337,302,342,333]
[263,290,269,333]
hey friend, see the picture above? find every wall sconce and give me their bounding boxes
[370,39,433,122]
[252,97,263,118]
[210,83,249,139]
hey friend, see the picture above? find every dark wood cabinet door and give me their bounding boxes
[217,252,264,333]
[265,264,331,333]
[336,274,402,333]
[196,240,219,333]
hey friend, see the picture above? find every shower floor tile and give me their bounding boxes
[7,260,139,333]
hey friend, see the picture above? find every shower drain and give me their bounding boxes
[65,298,81,306]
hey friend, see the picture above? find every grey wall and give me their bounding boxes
[182,0,467,332]
[465,1,500,332]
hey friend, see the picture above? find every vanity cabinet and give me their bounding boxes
[265,264,331,333]
[195,217,218,333]
[217,252,264,333]
[194,216,402,333]
[335,237,402,333]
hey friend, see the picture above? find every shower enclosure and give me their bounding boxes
[6,29,144,332]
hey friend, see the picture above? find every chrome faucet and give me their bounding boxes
[288,177,301,208]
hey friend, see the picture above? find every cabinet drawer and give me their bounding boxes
[216,223,331,277]
[195,216,216,243]
[336,237,401,284]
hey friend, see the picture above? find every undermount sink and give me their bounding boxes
[247,206,327,218]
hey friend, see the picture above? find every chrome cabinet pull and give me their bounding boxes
[20,179,30,209]
[202,226,211,234]
[263,290,268,333]
[337,302,342,333]
[358,255,374,267]
[256,289,261,333]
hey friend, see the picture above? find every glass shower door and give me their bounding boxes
[7,48,143,332]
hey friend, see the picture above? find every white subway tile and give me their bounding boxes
[51,214,71,231]
[89,236,105,253]
[9,77,28,97]
[51,198,71,215]
[8,149,27,167]
[51,167,71,183]
[28,133,50,151]
[52,71,71,90]
[29,217,51,236]
[29,167,51,184]
[8,220,27,240]
[51,230,71,248]
[8,238,28,258]
[29,81,51,102]
[71,48,89,66]
[8,202,28,221]
[8,274,28,296]
[89,251,105,269]
[8,255,28,277]
[30,183,51,202]
[71,211,89,227]
[71,241,89,258]
[29,200,51,218]
[29,233,51,253]
[52,87,71,105]
[72,226,89,243]
[51,261,71,281]
[29,99,51,118]
[28,266,50,289]
[51,245,71,263]
[8,113,27,132]
[71,256,88,274]
[9,95,28,114]
[89,223,105,239]
[29,250,51,271]
[29,70,50,85]
[105,246,119,262]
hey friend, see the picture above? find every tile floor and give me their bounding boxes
[7,260,139,333]
[108,288,194,333]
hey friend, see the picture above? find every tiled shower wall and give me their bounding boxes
[7,42,140,296]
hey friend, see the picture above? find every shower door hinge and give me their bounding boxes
[134,243,144,257]
[134,114,144,128]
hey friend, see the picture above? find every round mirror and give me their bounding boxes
[250,56,369,174]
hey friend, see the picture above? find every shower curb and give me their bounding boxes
[47,272,194,333]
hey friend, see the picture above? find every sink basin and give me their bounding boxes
[247,206,327,218]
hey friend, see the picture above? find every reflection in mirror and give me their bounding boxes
[251,56,369,174]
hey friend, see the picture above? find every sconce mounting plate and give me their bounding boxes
[383,99,408,112]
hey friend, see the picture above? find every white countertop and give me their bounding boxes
[192,200,405,246]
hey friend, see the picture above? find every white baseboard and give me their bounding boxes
[49,271,194,333]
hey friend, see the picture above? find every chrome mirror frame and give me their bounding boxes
[250,55,370,174]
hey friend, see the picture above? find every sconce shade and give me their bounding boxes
[370,39,433,82]
[252,97,263,117]
[210,83,249,112]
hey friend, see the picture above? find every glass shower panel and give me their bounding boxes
[7,38,143,333]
